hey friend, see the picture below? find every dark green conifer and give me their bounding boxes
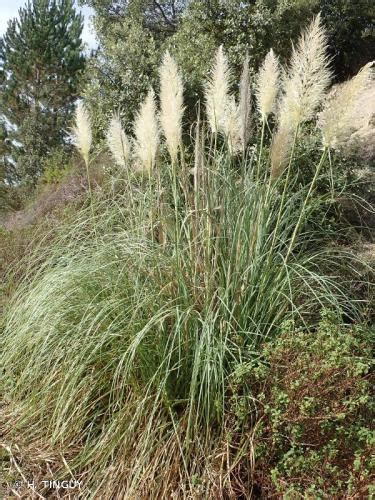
[0,0,85,185]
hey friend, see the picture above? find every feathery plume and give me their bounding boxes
[72,101,92,166]
[318,61,374,150]
[270,126,293,179]
[134,88,160,172]
[106,114,131,168]
[239,54,252,149]
[205,45,232,133]
[159,51,184,162]
[278,14,331,130]
[222,96,242,155]
[256,49,279,121]
[270,15,331,179]
[345,121,375,161]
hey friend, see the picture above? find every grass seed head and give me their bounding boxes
[106,114,131,168]
[318,61,374,149]
[134,88,160,172]
[256,49,280,121]
[159,51,184,162]
[270,125,293,179]
[222,96,242,155]
[72,101,92,166]
[278,14,331,130]
[205,45,232,134]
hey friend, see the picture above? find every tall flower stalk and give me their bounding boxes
[106,112,134,205]
[205,45,232,135]
[72,101,92,195]
[159,51,185,255]
[159,51,184,163]
[134,88,159,174]
[72,101,96,231]
[239,54,252,153]
[271,14,331,180]
[256,48,280,179]
[270,15,331,259]
[134,88,160,240]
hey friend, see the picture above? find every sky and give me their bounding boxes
[0,0,98,51]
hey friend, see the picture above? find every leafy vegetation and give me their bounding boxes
[233,310,374,497]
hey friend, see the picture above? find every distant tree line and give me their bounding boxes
[0,0,373,197]
[81,0,374,136]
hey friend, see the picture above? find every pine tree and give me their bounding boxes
[0,0,85,185]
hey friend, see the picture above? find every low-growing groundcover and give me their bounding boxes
[231,311,374,497]
[1,14,374,499]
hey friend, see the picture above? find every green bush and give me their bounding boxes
[40,148,73,185]
[232,310,374,497]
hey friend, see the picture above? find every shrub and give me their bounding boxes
[233,310,374,497]
[40,148,73,186]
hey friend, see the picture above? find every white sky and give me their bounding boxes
[0,0,97,51]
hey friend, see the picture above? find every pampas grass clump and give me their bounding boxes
[1,171,361,498]
[1,13,374,500]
